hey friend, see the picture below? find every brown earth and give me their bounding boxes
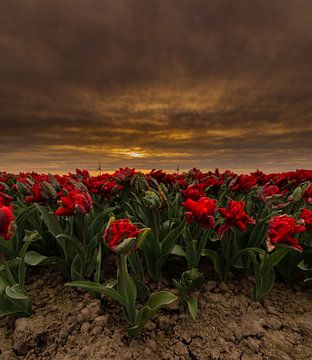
[1,264,312,360]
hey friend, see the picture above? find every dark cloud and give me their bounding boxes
[0,0,312,173]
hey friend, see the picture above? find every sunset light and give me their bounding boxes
[126,151,145,159]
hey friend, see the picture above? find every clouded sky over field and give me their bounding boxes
[1,0,312,173]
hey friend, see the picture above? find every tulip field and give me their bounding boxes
[1,167,312,340]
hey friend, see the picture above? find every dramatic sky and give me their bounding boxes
[1,0,312,174]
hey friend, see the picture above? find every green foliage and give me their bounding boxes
[248,247,291,301]
[0,230,40,317]
[67,252,177,337]
[32,204,114,280]
[173,268,203,320]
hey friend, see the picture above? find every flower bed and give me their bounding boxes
[1,168,312,339]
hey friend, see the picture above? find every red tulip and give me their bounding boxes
[113,167,137,183]
[0,203,14,240]
[300,209,312,231]
[182,183,206,201]
[266,215,305,252]
[182,197,217,228]
[218,200,254,236]
[0,192,13,206]
[230,174,257,192]
[55,189,92,216]
[304,185,312,204]
[148,169,168,184]
[103,219,140,252]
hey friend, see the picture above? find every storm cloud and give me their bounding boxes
[0,0,312,173]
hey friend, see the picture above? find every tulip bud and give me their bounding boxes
[130,173,149,192]
[143,190,161,209]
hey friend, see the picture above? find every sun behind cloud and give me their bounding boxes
[110,148,147,160]
[127,151,145,159]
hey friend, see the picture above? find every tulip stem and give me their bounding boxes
[193,222,201,241]
[0,251,16,285]
[82,214,87,247]
[152,208,160,242]
[117,254,137,324]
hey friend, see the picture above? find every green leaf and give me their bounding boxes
[105,279,117,288]
[262,247,290,276]
[0,271,11,294]
[114,237,136,255]
[18,232,39,287]
[15,204,37,228]
[196,232,209,260]
[187,297,198,320]
[172,278,185,294]
[277,251,302,284]
[221,229,235,260]
[127,290,177,338]
[128,251,144,282]
[5,284,29,300]
[0,238,14,258]
[117,255,137,323]
[141,233,161,281]
[0,258,21,272]
[146,290,177,310]
[133,278,149,302]
[23,230,42,244]
[25,251,55,266]
[186,240,198,269]
[201,249,225,281]
[71,255,84,281]
[160,221,185,256]
[93,244,102,284]
[171,244,186,257]
[0,295,32,317]
[66,281,128,306]
[252,267,275,301]
[181,268,203,291]
[84,235,99,277]
[248,220,268,247]
[56,234,85,264]
[298,260,311,271]
[35,204,62,236]
[209,229,220,242]
[136,228,151,249]
[88,207,115,238]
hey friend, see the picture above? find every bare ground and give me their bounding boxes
[1,265,312,360]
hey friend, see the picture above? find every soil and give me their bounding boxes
[1,264,312,360]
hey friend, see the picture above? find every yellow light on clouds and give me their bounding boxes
[127,151,145,158]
